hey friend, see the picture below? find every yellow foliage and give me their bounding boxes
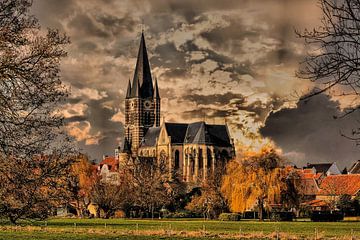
[221,146,285,213]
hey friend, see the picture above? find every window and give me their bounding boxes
[174,150,180,170]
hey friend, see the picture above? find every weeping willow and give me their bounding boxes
[221,147,285,220]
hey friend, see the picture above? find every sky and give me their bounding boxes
[31,0,360,168]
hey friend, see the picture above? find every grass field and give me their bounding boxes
[0,218,359,239]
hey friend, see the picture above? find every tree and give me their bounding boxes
[337,194,353,215]
[281,168,304,212]
[67,154,96,217]
[0,0,73,223]
[90,174,132,219]
[126,156,178,218]
[186,161,228,219]
[221,146,285,221]
[297,0,360,119]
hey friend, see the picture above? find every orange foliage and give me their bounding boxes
[221,146,285,217]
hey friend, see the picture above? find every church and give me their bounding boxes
[119,32,235,183]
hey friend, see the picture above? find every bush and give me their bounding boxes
[243,211,258,219]
[218,213,241,221]
[270,212,294,221]
[311,211,344,222]
[165,211,197,218]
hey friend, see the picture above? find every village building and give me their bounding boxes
[317,174,360,201]
[118,32,235,183]
[98,156,120,184]
[349,160,360,174]
[304,162,341,176]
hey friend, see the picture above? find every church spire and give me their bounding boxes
[154,77,160,99]
[130,32,153,98]
[125,79,131,99]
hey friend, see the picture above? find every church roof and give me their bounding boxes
[141,127,161,147]
[130,32,153,98]
[140,121,232,148]
[154,77,160,99]
[125,79,131,99]
[164,123,188,144]
[185,122,232,147]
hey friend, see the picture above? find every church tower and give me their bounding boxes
[124,32,160,155]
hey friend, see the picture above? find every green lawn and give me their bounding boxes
[0,218,359,239]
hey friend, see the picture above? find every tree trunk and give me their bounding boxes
[258,198,264,221]
[151,204,154,220]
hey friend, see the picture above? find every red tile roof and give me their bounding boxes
[99,156,119,172]
[301,199,328,207]
[318,174,360,196]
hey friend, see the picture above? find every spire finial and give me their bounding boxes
[141,18,144,33]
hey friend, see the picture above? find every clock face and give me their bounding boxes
[144,100,151,109]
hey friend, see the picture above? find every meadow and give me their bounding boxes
[0,218,359,239]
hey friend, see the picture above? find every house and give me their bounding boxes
[295,168,321,201]
[305,162,341,176]
[98,156,120,184]
[317,174,360,201]
[349,160,360,174]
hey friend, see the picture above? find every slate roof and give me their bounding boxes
[349,160,360,174]
[141,127,161,147]
[130,32,153,98]
[140,121,232,148]
[164,123,188,144]
[306,163,333,173]
[318,174,360,196]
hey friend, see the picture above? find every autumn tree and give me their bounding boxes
[67,154,96,217]
[297,0,360,139]
[0,0,73,223]
[221,147,285,221]
[281,168,304,212]
[90,173,133,219]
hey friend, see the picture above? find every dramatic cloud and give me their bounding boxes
[261,94,360,169]
[30,0,360,165]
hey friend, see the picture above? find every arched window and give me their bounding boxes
[198,148,203,169]
[221,149,230,162]
[207,148,212,169]
[174,150,180,170]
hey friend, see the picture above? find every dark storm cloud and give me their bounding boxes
[184,92,246,106]
[200,18,259,55]
[182,108,233,120]
[152,42,188,69]
[77,41,98,53]
[260,94,360,169]
[68,13,110,39]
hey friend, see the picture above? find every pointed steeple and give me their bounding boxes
[126,79,132,99]
[130,32,153,98]
[154,77,160,99]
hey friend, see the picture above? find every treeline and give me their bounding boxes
[67,147,298,220]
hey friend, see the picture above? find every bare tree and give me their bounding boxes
[186,162,228,219]
[0,0,73,223]
[125,156,177,219]
[297,0,360,108]
[90,174,132,219]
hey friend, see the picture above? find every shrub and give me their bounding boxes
[165,211,196,218]
[311,211,344,222]
[270,212,294,221]
[218,213,241,221]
